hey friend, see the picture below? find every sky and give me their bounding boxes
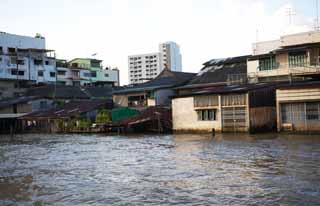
[0,0,318,85]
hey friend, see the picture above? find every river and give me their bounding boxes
[0,133,320,206]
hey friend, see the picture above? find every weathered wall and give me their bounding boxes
[277,88,320,102]
[276,87,320,132]
[172,97,221,132]
[155,88,175,106]
[280,31,320,47]
[249,107,276,133]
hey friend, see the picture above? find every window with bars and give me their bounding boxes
[196,109,217,121]
[289,51,307,67]
[259,56,277,71]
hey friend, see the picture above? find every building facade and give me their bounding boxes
[128,53,162,84]
[247,31,320,83]
[56,58,120,86]
[128,41,182,84]
[159,41,182,72]
[0,32,57,85]
[276,81,320,133]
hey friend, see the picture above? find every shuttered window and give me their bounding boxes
[194,95,218,107]
[221,94,246,106]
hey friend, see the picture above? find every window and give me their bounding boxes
[196,109,216,121]
[40,101,47,110]
[34,59,43,65]
[38,71,44,77]
[58,71,66,76]
[91,71,97,78]
[8,47,16,53]
[259,56,277,71]
[45,60,50,65]
[10,56,17,64]
[50,72,56,77]
[221,94,246,106]
[194,95,219,107]
[289,51,307,67]
[83,72,91,77]
[0,47,2,53]
[17,59,24,65]
[11,70,24,76]
[306,102,320,120]
[91,61,100,68]
[105,73,109,77]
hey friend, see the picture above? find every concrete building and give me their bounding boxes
[128,53,162,84]
[276,81,320,133]
[247,31,320,83]
[159,41,182,72]
[114,69,195,108]
[171,56,276,133]
[56,58,120,86]
[0,32,56,85]
[128,41,182,84]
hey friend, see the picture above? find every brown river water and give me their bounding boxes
[0,133,320,206]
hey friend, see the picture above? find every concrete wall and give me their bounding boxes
[253,40,280,55]
[280,31,320,47]
[0,32,45,51]
[155,88,175,106]
[276,87,320,132]
[172,97,221,132]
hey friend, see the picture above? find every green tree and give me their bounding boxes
[96,109,111,124]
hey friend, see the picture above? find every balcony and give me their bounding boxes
[249,63,320,79]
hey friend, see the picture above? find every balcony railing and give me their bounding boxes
[251,63,320,78]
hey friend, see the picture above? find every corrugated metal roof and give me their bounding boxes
[113,70,196,94]
[20,99,113,120]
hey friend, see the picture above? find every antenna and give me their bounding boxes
[286,7,296,26]
[314,0,320,31]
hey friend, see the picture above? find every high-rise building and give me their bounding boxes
[159,41,182,72]
[128,41,182,84]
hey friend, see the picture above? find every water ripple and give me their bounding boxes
[0,133,320,205]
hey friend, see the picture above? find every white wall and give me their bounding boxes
[172,97,221,132]
[0,32,45,51]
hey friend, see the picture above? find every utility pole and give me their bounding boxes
[286,8,296,26]
[314,0,320,31]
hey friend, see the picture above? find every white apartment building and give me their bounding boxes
[128,53,162,84]
[128,41,182,84]
[0,32,57,85]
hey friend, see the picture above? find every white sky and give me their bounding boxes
[0,0,316,85]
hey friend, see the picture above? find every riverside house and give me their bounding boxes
[276,81,320,132]
[172,55,277,133]
[247,30,320,83]
[113,68,195,108]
